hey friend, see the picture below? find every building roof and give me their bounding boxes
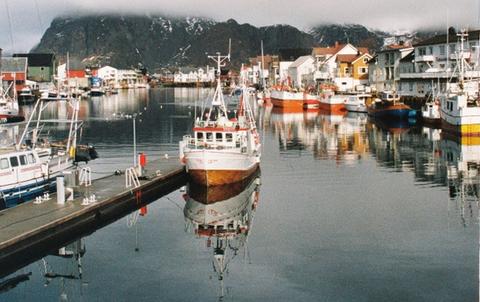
[376,44,413,53]
[414,29,480,47]
[177,67,199,74]
[13,53,55,67]
[289,55,313,68]
[336,54,359,63]
[312,44,345,56]
[1,57,27,73]
[277,48,312,61]
[400,51,415,63]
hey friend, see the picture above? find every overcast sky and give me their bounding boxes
[0,0,478,53]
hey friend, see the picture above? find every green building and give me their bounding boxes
[13,53,55,83]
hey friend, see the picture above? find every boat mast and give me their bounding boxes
[457,29,468,92]
[206,45,230,123]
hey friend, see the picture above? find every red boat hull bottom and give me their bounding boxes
[318,103,346,114]
[271,98,304,109]
[189,164,259,186]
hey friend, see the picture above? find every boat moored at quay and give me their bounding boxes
[439,30,480,137]
[0,97,84,209]
[179,52,261,186]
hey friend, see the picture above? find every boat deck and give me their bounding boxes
[0,156,187,277]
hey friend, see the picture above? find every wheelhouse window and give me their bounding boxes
[226,133,233,142]
[10,156,19,167]
[196,132,204,140]
[216,133,223,141]
[19,155,27,166]
[206,132,213,142]
[0,158,9,170]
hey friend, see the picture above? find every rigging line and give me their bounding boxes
[4,0,15,51]
[33,0,44,35]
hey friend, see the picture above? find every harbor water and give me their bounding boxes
[0,88,478,301]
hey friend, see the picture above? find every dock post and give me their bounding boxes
[57,176,65,205]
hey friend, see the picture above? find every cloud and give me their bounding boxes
[0,0,477,53]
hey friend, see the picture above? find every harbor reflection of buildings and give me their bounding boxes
[267,107,479,225]
[183,174,261,300]
[269,108,369,164]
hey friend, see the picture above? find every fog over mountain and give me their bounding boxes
[0,0,476,52]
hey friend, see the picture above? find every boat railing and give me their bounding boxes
[183,135,242,150]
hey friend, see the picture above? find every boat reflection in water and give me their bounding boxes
[183,171,261,299]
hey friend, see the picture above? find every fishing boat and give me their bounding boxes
[17,87,35,104]
[440,30,480,137]
[270,86,305,109]
[0,86,24,124]
[0,97,83,209]
[344,93,371,113]
[318,90,347,114]
[367,91,416,120]
[421,97,441,128]
[179,52,261,186]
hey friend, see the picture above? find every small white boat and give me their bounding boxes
[18,87,35,104]
[0,97,82,209]
[344,94,371,113]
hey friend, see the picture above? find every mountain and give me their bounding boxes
[32,15,313,69]
[309,24,388,50]
[32,15,438,70]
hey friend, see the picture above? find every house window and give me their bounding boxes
[449,44,456,54]
[439,45,445,56]
[358,67,368,74]
[363,57,369,63]
[419,48,426,56]
[344,67,350,74]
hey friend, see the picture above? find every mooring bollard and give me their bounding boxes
[57,176,65,205]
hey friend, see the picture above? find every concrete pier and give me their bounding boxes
[0,157,187,278]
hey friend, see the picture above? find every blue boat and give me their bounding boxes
[367,91,417,120]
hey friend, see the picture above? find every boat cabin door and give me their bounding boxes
[8,155,20,184]
[8,155,20,183]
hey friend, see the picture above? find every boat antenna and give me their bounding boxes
[261,40,266,89]
[228,38,232,61]
[4,0,15,51]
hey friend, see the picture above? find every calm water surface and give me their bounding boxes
[0,88,478,301]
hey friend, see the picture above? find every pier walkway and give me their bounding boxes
[0,157,187,277]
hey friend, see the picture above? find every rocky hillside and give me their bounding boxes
[32,14,437,70]
[32,15,313,69]
[309,24,387,50]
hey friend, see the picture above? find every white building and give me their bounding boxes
[287,56,315,88]
[173,67,215,83]
[312,43,368,82]
[368,45,414,93]
[398,29,480,98]
[97,66,119,87]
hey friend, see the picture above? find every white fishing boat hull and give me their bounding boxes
[440,94,480,136]
[0,151,74,208]
[183,148,260,186]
